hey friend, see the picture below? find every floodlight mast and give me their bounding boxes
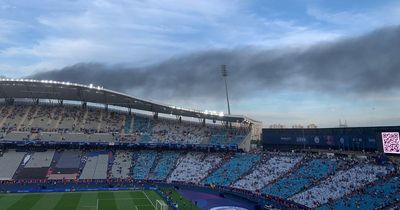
[221,65,231,115]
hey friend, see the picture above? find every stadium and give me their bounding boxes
[0,79,399,210]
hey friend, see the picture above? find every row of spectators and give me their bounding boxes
[0,148,399,209]
[0,104,250,146]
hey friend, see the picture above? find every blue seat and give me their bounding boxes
[202,153,260,187]
[263,159,337,198]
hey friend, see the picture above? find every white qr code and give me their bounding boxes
[382,132,400,154]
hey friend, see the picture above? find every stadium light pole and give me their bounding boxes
[221,65,231,115]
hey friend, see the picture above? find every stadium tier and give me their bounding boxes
[0,148,398,209]
[0,103,250,148]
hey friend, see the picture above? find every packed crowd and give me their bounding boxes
[201,153,261,187]
[318,174,400,210]
[0,103,249,146]
[168,152,224,183]
[290,162,393,208]
[262,157,339,199]
[233,152,303,192]
[148,151,180,180]
[0,148,398,209]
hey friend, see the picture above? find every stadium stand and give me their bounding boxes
[290,163,392,208]
[134,115,153,134]
[132,150,157,179]
[111,150,132,179]
[0,147,398,209]
[151,119,209,144]
[233,153,303,191]
[57,106,82,131]
[168,152,224,183]
[3,131,30,141]
[49,150,82,180]
[318,175,400,210]
[30,106,53,129]
[100,111,124,133]
[13,150,55,179]
[202,153,260,186]
[38,132,62,141]
[83,108,102,131]
[24,150,55,168]
[0,150,26,180]
[1,105,27,131]
[79,151,109,179]
[124,114,132,133]
[2,81,400,210]
[262,158,338,198]
[148,151,180,181]
[0,103,249,147]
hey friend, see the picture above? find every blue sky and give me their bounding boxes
[1,0,400,127]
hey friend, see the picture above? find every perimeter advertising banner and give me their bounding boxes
[262,126,400,152]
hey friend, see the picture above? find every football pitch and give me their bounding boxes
[0,190,170,210]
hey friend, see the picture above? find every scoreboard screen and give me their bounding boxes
[382,132,400,154]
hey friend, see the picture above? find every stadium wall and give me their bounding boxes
[262,126,400,152]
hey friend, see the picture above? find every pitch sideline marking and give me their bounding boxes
[142,191,156,209]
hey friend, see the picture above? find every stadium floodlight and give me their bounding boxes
[221,65,231,115]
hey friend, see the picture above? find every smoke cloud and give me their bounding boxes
[30,26,400,101]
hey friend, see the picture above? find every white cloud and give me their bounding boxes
[0,0,398,80]
[307,2,400,32]
[0,18,25,44]
[0,0,246,72]
[0,0,352,77]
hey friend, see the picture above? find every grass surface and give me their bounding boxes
[161,188,200,210]
[0,190,169,210]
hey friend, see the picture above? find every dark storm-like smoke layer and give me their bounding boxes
[30,26,400,100]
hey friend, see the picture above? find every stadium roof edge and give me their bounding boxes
[0,79,259,124]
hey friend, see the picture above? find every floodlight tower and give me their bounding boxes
[221,65,231,115]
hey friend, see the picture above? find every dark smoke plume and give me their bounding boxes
[29,26,400,101]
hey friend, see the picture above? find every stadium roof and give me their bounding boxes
[0,79,259,124]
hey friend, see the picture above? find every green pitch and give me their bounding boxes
[0,190,170,210]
